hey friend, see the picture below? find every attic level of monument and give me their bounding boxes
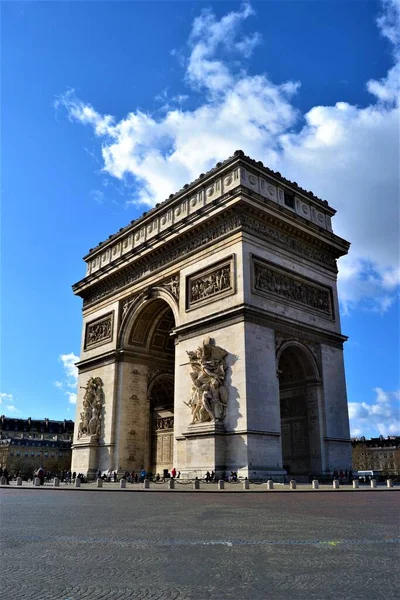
[72,152,352,481]
[83,150,336,258]
[73,152,349,307]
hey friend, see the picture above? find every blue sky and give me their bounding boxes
[1,0,399,438]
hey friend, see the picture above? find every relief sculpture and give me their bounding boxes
[190,265,231,304]
[185,337,229,423]
[77,377,104,439]
[254,261,332,316]
[85,314,113,348]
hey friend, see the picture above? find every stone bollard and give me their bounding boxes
[143,479,150,489]
[267,479,274,490]
[168,478,175,489]
[97,478,103,488]
[193,479,200,490]
[53,477,60,487]
[387,479,393,488]
[333,479,340,489]
[312,480,319,490]
[120,479,126,489]
[353,480,359,489]
[34,477,40,487]
[290,479,296,490]
[370,479,377,489]
[16,477,22,486]
[218,479,225,490]
[74,478,81,488]
[243,479,250,490]
[0,476,6,485]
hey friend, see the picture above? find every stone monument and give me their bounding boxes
[71,150,352,480]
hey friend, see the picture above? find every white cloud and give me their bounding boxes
[0,393,21,415]
[55,353,79,407]
[349,387,400,437]
[58,1,400,312]
[67,392,77,405]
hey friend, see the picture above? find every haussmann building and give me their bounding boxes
[71,150,352,481]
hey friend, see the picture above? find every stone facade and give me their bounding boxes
[0,416,74,477]
[71,151,352,480]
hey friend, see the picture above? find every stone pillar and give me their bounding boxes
[53,477,60,487]
[193,479,200,490]
[120,479,126,489]
[218,479,225,490]
[34,477,40,486]
[312,480,319,489]
[143,479,150,489]
[74,478,81,488]
[320,344,352,470]
[353,480,359,489]
[244,324,286,480]
[370,479,377,488]
[290,479,296,490]
[243,479,250,490]
[387,479,393,488]
[16,477,23,486]
[168,478,175,489]
[332,479,339,489]
[267,480,274,490]
[114,362,150,472]
[97,478,103,488]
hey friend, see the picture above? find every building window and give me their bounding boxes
[283,192,295,209]
[31,452,34,457]
[25,452,28,457]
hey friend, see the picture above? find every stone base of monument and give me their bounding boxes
[182,421,226,479]
[71,435,100,481]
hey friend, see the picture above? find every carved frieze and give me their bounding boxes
[82,215,242,306]
[187,257,234,309]
[155,416,174,431]
[80,211,337,307]
[121,295,138,321]
[242,216,336,269]
[252,258,333,318]
[84,312,114,349]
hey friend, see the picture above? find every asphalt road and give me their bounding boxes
[0,488,399,600]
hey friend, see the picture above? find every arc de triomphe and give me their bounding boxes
[71,150,352,480]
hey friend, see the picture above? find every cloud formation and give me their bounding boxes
[349,387,400,437]
[58,1,399,313]
[0,392,20,415]
[54,353,79,405]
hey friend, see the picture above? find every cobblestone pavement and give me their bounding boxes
[1,489,399,600]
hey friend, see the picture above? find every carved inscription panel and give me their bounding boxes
[252,258,333,318]
[187,256,234,309]
[84,312,114,349]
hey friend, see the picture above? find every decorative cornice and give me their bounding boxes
[74,205,344,308]
[83,150,335,261]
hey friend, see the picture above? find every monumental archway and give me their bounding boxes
[278,342,322,476]
[118,294,177,475]
[72,150,352,480]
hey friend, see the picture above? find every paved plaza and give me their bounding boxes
[1,488,399,600]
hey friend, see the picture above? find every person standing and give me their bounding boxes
[171,467,177,479]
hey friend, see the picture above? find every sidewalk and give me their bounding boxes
[1,480,399,493]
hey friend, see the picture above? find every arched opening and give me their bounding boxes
[124,296,176,476]
[278,344,322,477]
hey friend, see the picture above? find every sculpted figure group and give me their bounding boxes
[185,337,229,424]
[77,377,104,439]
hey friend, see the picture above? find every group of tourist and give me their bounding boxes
[331,469,353,482]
